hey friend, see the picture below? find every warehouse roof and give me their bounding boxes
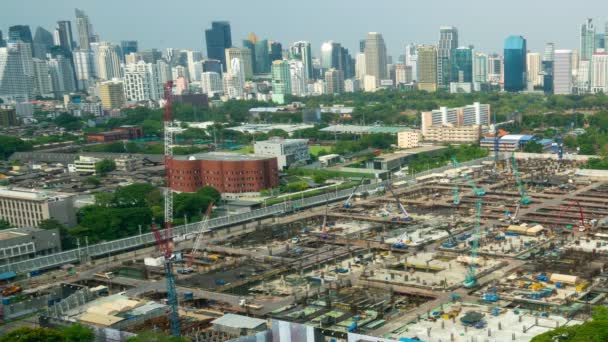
[211,313,266,329]
[320,125,413,134]
[174,152,273,162]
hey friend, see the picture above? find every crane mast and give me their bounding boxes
[511,154,531,205]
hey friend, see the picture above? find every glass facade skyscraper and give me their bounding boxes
[580,18,595,61]
[205,21,232,71]
[503,35,527,92]
[438,26,458,88]
[451,47,473,83]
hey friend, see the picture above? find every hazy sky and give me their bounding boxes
[2,0,607,57]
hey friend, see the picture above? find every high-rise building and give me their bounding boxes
[553,49,573,95]
[99,80,126,109]
[580,18,595,61]
[405,44,418,82]
[201,71,223,96]
[205,21,232,71]
[591,53,608,93]
[542,43,555,94]
[120,40,138,58]
[0,46,31,101]
[487,54,504,85]
[224,58,245,99]
[123,61,165,102]
[47,55,76,97]
[269,41,282,62]
[364,32,388,87]
[289,59,307,97]
[503,35,527,92]
[96,42,122,80]
[73,49,95,89]
[473,52,488,89]
[325,68,344,95]
[355,53,366,81]
[32,58,53,98]
[33,27,54,59]
[576,59,590,93]
[321,41,340,70]
[185,50,203,81]
[244,34,270,75]
[526,52,543,87]
[395,64,412,85]
[417,45,438,92]
[54,21,74,52]
[451,47,473,83]
[271,60,291,103]
[595,33,606,51]
[8,25,33,46]
[438,26,458,88]
[202,59,222,74]
[225,47,253,79]
[0,30,4,47]
[359,39,366,53]
[75,8,94,49]
[6,40,33,83]
[290,41,313,80]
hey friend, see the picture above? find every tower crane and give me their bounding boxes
[159,81,181,337]
[187,203,214,269]
[463,198,483,288]
[453,174,460,205]
[511,154,531,205]
[451,157,485,196]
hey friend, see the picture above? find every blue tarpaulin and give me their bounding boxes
[0,271,17,281]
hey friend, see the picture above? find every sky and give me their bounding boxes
[2,0,608,58]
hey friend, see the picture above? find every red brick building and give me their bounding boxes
[86,126,144,143]
[170,152,279,195]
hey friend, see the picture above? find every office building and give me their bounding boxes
[595,33,605,50]
[243,34,270,75]
[224,58,245,99]
[0,108,18,127]
[140,49,162,63]
[487,54,503,85]
[32,58,53,97]
[451,46,473,83]
[99,80,126,109]
[170,152,279,197]
[580,18,595,61]
[321,41,340,70]
[75,8,94,49]
[355,53,366,81]
[526,52,543,87]
[324,68,344,95]
[54,21,74,52]
[0,227,62,263]
[8,25,33,51]
[290,41,313,79]
[553,49,573,95]
[32,27,54,59]
[225,47,253,79]
[395,64,412,84]
[73,49,95,89]
[591,53,608,93]
[201,71,223,96]
[0,187,77,228]
[405,44,418,82]
[269,41,282,61]
[254,137,310,170]
[576,59,590,93]
[397,130,422,149]
[473,52,488,89]
[0,46,31,101]
[205,21,232,70]
[202,59,222,74]
[120,40,138,58]
[421,102,490,136]
[542,43,555,94]
[289,59,307,97]
[48,55,76,97]
[504,35,527,92]
[417,45,438,92]
[364,32,388,88]
[438,26,458,88]
[123,61,164,102]
[271,60,291,103]
[96,42,122,80]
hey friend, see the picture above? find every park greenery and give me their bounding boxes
[0,324,94,342]
[530,306,608,342]
[94,159,116,175]
[0,134,33,160]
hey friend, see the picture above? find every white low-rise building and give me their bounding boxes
[254,137,310,170]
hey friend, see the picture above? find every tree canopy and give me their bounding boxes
[531,306,608,342]
[0,135,33,160]
[0,324,94,342]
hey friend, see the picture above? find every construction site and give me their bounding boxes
[3,84,608,341]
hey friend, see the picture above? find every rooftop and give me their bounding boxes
[374,146,447,161]
[321,125,413,134]
[0,187,73,201]
[173,152,274,162]
[211,313,266,329]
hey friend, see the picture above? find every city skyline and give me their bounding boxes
[2,0,608,57]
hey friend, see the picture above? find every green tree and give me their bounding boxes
[523,141,544,153]
[39,219,73,250]
[61,324,95,342]
[0,135,34,160]
[54,113,83,131]
[0,219,11,230]
[0,327,65,342]
[95,159,116,175]
[85,176,101,186]
[126,331,188,342]
[266,128,289,138]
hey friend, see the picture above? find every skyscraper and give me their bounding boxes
[75,8,94,49]
[33,27,54,59]
[591,53,608,93]
[205,21,232,71]
[417,45,438,92]
[0,30,4,48]
[120,41,138,58]
[473,52,488,88]
[32,58,53,98]
[359,39,366,53]
[355,53,366,81]
[8,25,33,45]
[54,21,74,52]
[503,35,527,92]
[96,42,122,80]
[73,49,95,89]
[243,34,271,75]
[271,60,291,103]
[364,32,388,87]
[289,59,307,97]
[0,46,31,100]
[553,50,573,95]
[224,58,245,99]
[201,72,223,96]
[47,55,76,97]
[290,41,313,80]
[269,41,282,62]
[321,41,340,70]
[99,80,125,109]
[325,68,344,94]
[438,26,458,88]
[405,44,418,82]
[580,18,595,61]
[225,47,253,79]
[124,61,164,101]
[526,52,543,87]
[451,47,473,83]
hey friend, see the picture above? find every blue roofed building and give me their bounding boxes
[480,134,551,152]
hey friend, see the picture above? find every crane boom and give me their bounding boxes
[388,184,411,220]
[343,178,365,208]
[511,155,531,205]
[463,198,483,288]
[150,224,180,337]
[188,203,214,267]
[451,158,485,196]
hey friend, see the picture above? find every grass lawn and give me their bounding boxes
[231,145,254,154]
[310,145,334,157]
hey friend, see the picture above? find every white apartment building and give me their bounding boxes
[553,50,573,95]
[397,130,421,148]
[123,61,164,102]
[289,59,308,97]
[591,53,608,93]
[423,125,482,143]
[96,42,122,80]
[421,102,490,136]
[0,187,77,228]
[254,138,310,170]
[201,71,223,96]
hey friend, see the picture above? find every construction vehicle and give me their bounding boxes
[343,178,365,208]
[451,158,485,196]
[1,285,22,297]
[453,175,460,205]
[481,286,499,302]
[509,202,521,224]
[511,155,531,205]
[463,198,483,288]
[555,201,587,232]
[388,183,413,222]
[440,224,458,248]
[392,231,411,249]
[186,203,214,269]
[321,195,330,239]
